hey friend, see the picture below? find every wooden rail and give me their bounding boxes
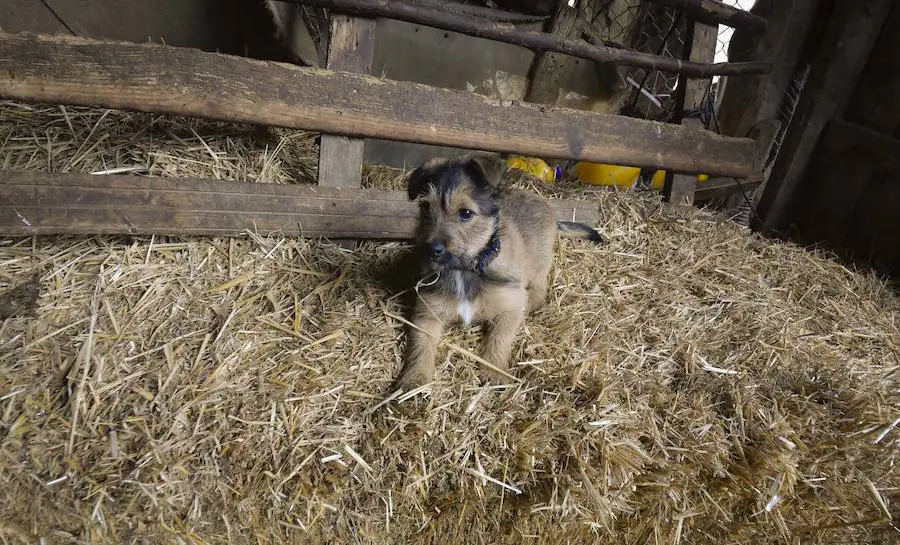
[0,33,758,178]
[300,0,771,77]
[0,172,601,239]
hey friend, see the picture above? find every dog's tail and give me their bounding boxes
[557,221,603,243]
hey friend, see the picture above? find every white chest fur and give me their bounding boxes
[450,271,476,326]
[456,300,475,326]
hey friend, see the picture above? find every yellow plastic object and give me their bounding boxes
[575,162,707,189]
[574,162,663,189]
[506,155,559,183]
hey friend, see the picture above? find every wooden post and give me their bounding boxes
[316,15,376,247]
[753,0,892,232]
[317,15,375,190]
[665,21,717,205]
[714,0,820,208]
[525,4,581,104]
[717,0,821,141]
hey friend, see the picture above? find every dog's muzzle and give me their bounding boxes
[420,241,466,270]
[428,241,445,260]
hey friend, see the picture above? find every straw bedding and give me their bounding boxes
[0,101,898,544]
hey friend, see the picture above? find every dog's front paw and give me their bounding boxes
[391,364,433,393]
[480,367,513,386]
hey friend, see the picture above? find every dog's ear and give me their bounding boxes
[406,158,448,200]
[464,153,507,191]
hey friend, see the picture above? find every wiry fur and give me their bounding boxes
[394,154,602,390]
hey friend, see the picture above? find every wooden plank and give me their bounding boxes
[644,0,767,33]
[305,0,771,77]
[0,171,601,238]
[843,2,900,136]
[754,0,892,232]
[665,21,718,205]
[524,5,580,104]
[318,15,375,189]
[0,33,758,178]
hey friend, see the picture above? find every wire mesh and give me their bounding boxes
[586,0,643,45]
[595,0,757,122]
[624,3,687,121]
[714,0,756,63]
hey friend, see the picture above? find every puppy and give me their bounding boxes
[393,153,602,390]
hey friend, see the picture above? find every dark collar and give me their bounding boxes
[473,217,501,274]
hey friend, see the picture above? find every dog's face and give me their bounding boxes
[407,155,505,272]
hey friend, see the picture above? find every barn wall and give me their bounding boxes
[364,18,606,169]
[781,1,900,278]
[0,0,289,59]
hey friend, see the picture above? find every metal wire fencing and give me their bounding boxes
[582,1,691,122]
[622,2,687,121]
[587,0,755,122]
[715,0,757,63]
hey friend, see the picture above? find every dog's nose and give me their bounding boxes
[428,241,445,259]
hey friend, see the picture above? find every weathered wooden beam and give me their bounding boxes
[525,4,581,104]
[317,14,375,248]
[0,171,601,238]
[717,0,820,141]
[664,20,718,205]
[754,0,892,232]
[317,15,375,249]
[299,0,771,77]
[0,33,758,178]
[644,0,767,33]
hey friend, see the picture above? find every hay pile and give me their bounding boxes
[1,102,899,544]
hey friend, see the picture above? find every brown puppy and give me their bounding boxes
[394,153,602,390]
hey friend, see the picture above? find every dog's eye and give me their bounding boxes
[458,208,474,221]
